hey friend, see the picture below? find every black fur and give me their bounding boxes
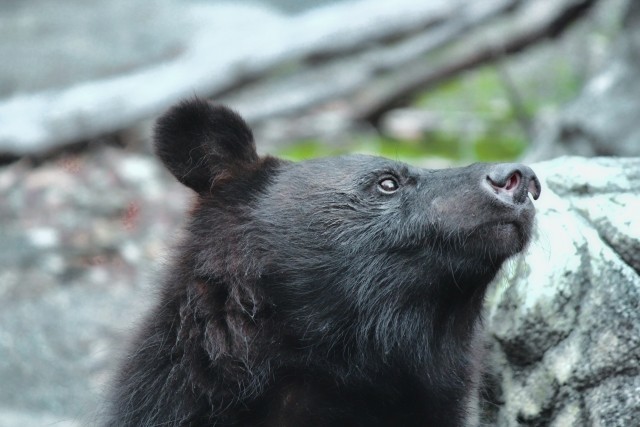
[105,99,538,426]
[154,99,258,193]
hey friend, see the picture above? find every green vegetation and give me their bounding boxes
[278,62,581,164]
[277,136,461,162]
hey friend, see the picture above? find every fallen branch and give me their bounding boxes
[224,0,520,124]
[0,0,597,156]
[0,0,459,156]
[352,0,599,124]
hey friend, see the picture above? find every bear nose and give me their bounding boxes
[487,163,541,204]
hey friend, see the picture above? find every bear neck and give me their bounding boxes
[267,262,499,387]
[179,211,503,414]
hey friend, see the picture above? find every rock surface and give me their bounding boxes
[0,152,637,425]
[485,156,640,426]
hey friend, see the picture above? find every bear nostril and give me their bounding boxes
[487,170,521,194]
[487,164,541,203]
[527,177,541,200]
[503,173,520,191]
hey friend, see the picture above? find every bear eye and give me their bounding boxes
[378,177,399,194]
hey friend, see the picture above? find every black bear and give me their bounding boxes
[105,99,540,427]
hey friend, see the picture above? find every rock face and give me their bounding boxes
[0,152,637,426]
[484,156,640,426]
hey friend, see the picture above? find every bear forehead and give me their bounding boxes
[278,154,416,184]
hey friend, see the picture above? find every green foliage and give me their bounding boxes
[279,62,581,163]
[277,139,339,160]
[473,134,527,162]
[277,134,525,163]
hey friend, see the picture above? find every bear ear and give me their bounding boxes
[154,99,258,193]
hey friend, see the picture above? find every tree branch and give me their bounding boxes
[352,0,598,124]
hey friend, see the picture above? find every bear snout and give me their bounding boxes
[486,163,541,205]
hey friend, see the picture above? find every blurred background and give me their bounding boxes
[0,0,639,425]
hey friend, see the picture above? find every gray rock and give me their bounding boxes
[485,156,640,426]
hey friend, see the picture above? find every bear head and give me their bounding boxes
[154,98,540,371]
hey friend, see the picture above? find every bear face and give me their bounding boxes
[246,155,537,361]
[106,99,539,427]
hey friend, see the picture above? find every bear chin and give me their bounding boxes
[487,221,531,251]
